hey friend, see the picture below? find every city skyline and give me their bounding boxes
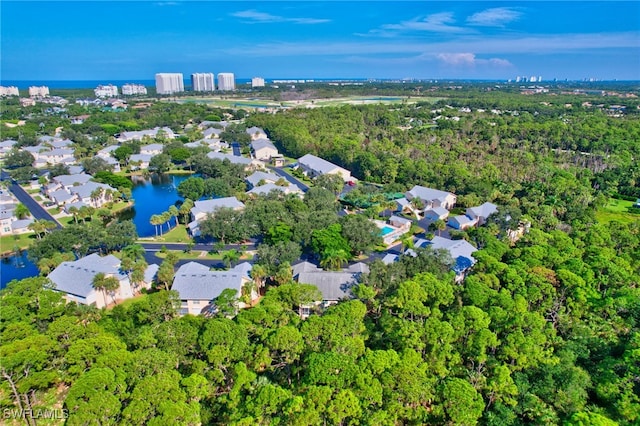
[1,1,639,81]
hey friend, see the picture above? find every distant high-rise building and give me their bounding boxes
[217,73,236,91]
[94,84,119,98]
[0,86,19,97]
[530,76,537,83]
[191,73,215,92]
[515,76,521,83]
[28,86,49,98]
[155,73,184,95]
[538,76,542,82]
[121,84,147,96]
[251,77,265,88]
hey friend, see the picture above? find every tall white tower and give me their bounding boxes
[191,73,215,92]
[217,73,236,91]
[155,73,184,94]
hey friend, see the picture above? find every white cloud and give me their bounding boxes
[381,12,467,34]
[219,32,639,57]
[436,53,513,67]
[231,9,329,25]
[467,8,521,27]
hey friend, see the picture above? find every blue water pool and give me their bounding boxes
[380,226,395,236]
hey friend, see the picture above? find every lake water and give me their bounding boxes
[119,174,192,237]
[0,250,40,289]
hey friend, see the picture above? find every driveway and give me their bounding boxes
[268,167,310,192]
[8,181,62,229]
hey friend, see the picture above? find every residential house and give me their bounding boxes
[374,215,412,245]
[35,148,76,168]
[250,138,279,161]
[405,185,456,210]
[70,181,114,208]
[297,154,352,182]
[246,126,268,140]
[0,140,18,158]
[424,206,450,221]
[448,215,478,230]
[203,127,222,139]
[117,127,175,143]
[423,236,478,282]
[246,183,303,197]
[171,261,257,316]
[246,171,282,189]
[466,202,498,226]
[52,173,93,190]
[188,197,245,236]
[11,218,34,235]
[48,253,156,308]
[295,263,367,318]
[128,154,153,169]
[139,143,164,156]
[271,154,285,167]
[206,152,263,170]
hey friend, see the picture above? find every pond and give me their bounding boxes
[118,174,192,238]
[0,250,40,289]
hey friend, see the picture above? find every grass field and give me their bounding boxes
[596,199,640,224]
[0,233,36,254]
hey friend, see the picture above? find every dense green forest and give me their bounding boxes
[1,86,639,424]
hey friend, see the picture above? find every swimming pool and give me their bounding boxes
[380,226,395,236]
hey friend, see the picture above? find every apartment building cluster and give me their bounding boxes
[0,86,20,97]
[155,72,239,94]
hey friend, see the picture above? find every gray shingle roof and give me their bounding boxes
[246,171,281,187]
[298,154,348,176]
[48,253,127,298]
[53,173,92,187]
[250,138,276,152]
[467,202,498,219]
[191,197,245,218]
[407,185,454,203]
[207,152,253,165]
[171,261,244,300]
[297,271,357,301]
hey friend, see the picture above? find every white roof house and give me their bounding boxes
[297,154,352,182]
[48,253,133,308]
[246,171,282,188]
[246,183,303,197]
[250,138,278,161]
[424,206,450,221]
[405,185,456,210]
[246,126,268,140]
[53,173,93,189]
[188,197,245,236]
[171,261,255,316]
[466,202,498,225]
[139,143,164,156]
[206,152,263,169]
[117,127,175,142]
[448,215,478,230]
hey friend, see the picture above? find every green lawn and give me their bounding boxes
[154,248,254,261]
[596,199,640,224]
[0,233,37,254]
[139,225,191,243]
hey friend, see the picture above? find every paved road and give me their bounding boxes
[230,142,241,156]
[268,167,310,192]
[7,181,62,229]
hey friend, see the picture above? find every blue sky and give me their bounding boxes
[1,1,639,81]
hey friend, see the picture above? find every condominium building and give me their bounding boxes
[251,77,265,88]
[217,73,236,91]
[0,86,20,97]
[94,84,119,98]
[29,86,50,98]
[155,73,184,95]
[191,73,215,92]
[121,83,147,96]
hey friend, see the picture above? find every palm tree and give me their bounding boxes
[90,187,104,207]
[161,211,172,233]
[14,203,29,220]
[250,264,267,293]
[274,262,292,285]
[320,248,350,271]
[398,232,415,252]
[179,199,194,224]
[429,219,447,237]
[91,272,109,306]
[222,249,241,268]
[28,220,47,239]
[168,205,179,228]
[68,206,79,224]
[150,214,162,237]
[123,244,145,262]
